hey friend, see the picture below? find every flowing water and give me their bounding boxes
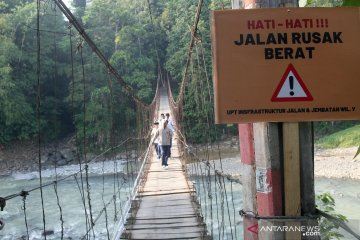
[0,160,133,240]
[192,177,360,240]
[315,178,360,239]
[1,160,360,239]
[193,176,244,240]
[316,178,360,221]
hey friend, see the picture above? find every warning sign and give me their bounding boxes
[211,7,360,123]
[271,64,313,102]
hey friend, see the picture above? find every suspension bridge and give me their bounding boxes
[1,0,359,240]
[115,87,209,239]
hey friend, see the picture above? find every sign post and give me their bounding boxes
[214,4,360,240]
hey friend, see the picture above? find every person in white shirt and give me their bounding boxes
[165,113,175,157]
[165,113,175,132]
[150,121,161,159]
[159,113,166,123]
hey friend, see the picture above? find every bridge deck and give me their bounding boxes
[122,88,208,239]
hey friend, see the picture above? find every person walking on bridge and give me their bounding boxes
[153,120,173,169]
[150,121,161,159]
[165,113,175,158]
[160,113,166,123]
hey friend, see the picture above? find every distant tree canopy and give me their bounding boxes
[0,0,220,145]
[0,0,161,144]
[0,0,358,146]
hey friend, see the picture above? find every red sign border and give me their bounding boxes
[271,64,313,102]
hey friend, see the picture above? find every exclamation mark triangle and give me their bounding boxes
[271,64,313,102]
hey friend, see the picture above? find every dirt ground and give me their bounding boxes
[314,146,360,180]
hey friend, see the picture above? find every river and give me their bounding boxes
[315,178,360,240]
[0,161,359,239]
[0,161,132,240]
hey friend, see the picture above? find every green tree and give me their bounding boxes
[161,0,233,143]
[0,0,73,143]
[0,1,36,143]
[306,0,343,6]
[342,0,360,5]
[72,0,86,24]
[68,0,162,148]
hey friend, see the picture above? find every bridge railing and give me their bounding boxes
[111,138,154,240]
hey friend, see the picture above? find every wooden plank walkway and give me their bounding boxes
[121,88,209,239]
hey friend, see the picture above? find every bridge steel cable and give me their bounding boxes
[197,38,237,239]
[53,0,150,110]
[175,0,204,107]
[1,0,159,239]
[51,4,65,239]
[22,193,29,240]
[36,0,48,238]
[164,1,243,239]
[58,0,159,236]
[21,1,360,240]
[167,1,360,238]
[145,0,164,86]
[0,0,154,239]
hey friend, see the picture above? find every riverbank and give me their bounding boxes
[1,137,359,180]
[315,146,360,179]
[0,137,78,175]
[188,141,360,180]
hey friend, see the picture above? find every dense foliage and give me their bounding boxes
[0,0,358,146]
[0,0,162,145]
[0,0,231,146]
[314,121,360,139]
[0,0,64,143]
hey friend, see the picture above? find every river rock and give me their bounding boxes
[42,230,54,236]
[16,236,27,240]
[60,148,76,163]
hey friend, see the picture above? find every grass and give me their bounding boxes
[316,125,360,149]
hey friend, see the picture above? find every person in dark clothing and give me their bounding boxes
[153,120,173,169]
